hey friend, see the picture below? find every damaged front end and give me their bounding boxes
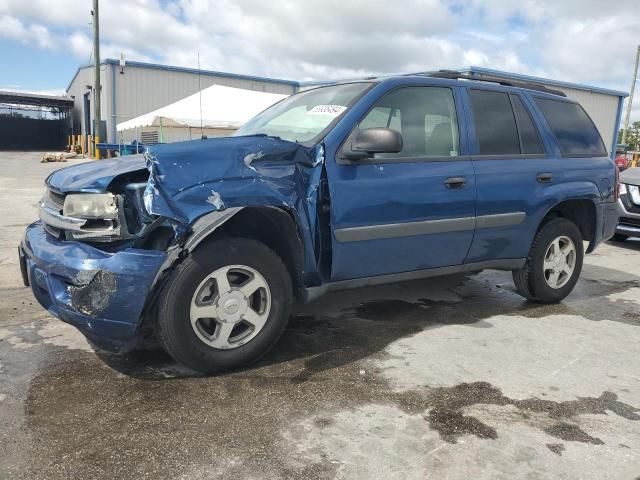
[21,135,326,350]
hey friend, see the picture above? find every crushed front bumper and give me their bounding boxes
[20,221,167,348]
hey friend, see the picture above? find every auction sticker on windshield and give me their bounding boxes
[308,105,347,116]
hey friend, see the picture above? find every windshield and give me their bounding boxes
[234,82,371,144]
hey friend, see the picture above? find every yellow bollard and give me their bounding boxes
[94,135,101,160]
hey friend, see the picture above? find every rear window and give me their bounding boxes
[534,98,606,157]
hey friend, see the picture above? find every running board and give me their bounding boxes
[302,258,526,303]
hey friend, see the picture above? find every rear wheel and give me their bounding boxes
[513,218,583,303]
[157,237,292,373]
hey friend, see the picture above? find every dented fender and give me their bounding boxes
[143,136,326,280]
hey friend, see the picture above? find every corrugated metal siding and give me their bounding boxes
[113,66,294,140]
[67,66,111,140]
[555,87,619,155]
[69,62,621,151]
[119,125,235,144]
[69,64,295,143]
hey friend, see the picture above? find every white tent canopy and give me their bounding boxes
[116,84,288,132]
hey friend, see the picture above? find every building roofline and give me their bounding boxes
[0,90,74,108]
[66,60,629,99]
[67,58,299,92]
[461,66,629,98]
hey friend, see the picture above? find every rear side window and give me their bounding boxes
[510,95,544,154]
[469,90,520,155]
[534,98,606,157]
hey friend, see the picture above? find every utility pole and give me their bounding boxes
[92,0,102,159]
[622,45,640,146]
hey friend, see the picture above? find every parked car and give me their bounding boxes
[615,154,630,171]
[613,167,640,241]
[615,145,630,171]
[19,72,619,373]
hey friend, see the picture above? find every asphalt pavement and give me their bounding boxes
[1,152,639,479]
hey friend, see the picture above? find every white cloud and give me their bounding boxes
[67,31,91,59]
[0,14,57,49]
[0,0,638,122]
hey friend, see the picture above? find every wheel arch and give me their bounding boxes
[187,206,306,300]
[537,198,598,252]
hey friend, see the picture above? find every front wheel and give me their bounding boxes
[156,237,292,373]
[513,217,584,303]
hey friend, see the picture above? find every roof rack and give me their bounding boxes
[416,70,567,97]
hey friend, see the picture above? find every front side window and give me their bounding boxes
[469,89,520,155]
[357,87,460,158]
[534,97,607,157]
[234,82,371,144]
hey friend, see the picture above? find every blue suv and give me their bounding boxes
[19,71,619,373]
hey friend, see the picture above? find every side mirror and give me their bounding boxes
[345,128,403,160]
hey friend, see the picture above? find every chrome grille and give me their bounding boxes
[43,222,63,239]
[45,188,65,212]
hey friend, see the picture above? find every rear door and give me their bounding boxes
[463,87,561,263]
[326,85,477,281]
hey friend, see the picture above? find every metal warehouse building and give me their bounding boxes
[66,60,626,157]
[66,59,297,148]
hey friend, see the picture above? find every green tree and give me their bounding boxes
[618,121,640,150]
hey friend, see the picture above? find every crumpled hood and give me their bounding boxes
[46,155,147,193]
[144,135,322,225]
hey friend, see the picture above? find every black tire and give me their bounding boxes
[156,237,293,373]
[512,217,584,303]
[612,233,629,242]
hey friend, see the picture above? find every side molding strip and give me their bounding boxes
[334,212,526,243]
[334,216,475,243]
[476,212,526,229]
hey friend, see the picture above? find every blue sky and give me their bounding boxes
[0,41,79,91]
[0,0,638,121]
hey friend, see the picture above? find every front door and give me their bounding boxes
[326,85,477,281]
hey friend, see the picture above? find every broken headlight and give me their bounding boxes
[62,193,121,241]
[63,193,118,219]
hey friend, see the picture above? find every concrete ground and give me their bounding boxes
[0,151,639,480]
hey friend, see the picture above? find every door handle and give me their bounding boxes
[445,177,467,188]
[537,173,553,183]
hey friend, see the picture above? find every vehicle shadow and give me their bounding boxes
[606,238,640,251]
[97,263,640,381]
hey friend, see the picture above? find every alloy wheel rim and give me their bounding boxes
[543,235,576,289]
[190,265,271,349]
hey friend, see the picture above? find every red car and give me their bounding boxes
[615,153,630,171]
